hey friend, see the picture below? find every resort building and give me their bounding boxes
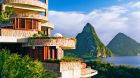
[0,0,97,78]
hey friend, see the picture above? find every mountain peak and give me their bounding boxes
[107,33,140,56]
[114,33,137,43]
[86,23,93,26]
[116,32,126,36]
[71,23,112,58]
[82,23,95,33]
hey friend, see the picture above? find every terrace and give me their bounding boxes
[27,37,76,49]
[0,28,37,42]
[1,0,48,9]
[81,67,98,78]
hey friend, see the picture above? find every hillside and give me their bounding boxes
[107,33,140,56]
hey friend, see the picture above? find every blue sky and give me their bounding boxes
[42,0,140,45]
[48,0,135,12]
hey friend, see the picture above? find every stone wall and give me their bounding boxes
[44,62,82,78]
[60,62,81,71]
[57,47,64,59]
[44,62,97,78]
[43,63,60,71]
[28,37,76,49]
[0,28,37,37]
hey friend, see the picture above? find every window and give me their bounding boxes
[15,18,19,29]
[33,20,38,30]
[19,19,25,28]
[26,19,32,29]
[14,18,38,30]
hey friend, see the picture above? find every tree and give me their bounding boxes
[0,49,56,78]
[86,60,140,78]
[0,49,11,77]
[0,7,14,21]
[0,7,14,27]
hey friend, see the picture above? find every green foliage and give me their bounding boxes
[0,7,14,21]
[33,31,48,37]
[0,49,11,76]
[107,33,140,56]
[46,56,83,63]
[64,52,78,57]
[46,59,60,63]
[0,7,14,27]
[61,56,83,62]
[0,49,57,78]
[86,60,140,78]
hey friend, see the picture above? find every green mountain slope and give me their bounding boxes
[107,33,140,56]
[65,23,112,58]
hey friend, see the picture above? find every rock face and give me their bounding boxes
[107,33,140,56]
[65,23,112,58]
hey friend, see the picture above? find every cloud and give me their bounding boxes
[130,2,140,8]
[48,1,140,45]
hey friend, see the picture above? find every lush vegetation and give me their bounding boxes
[61,56,83,62]
[65,23,112,59]
[0,7,14,21]
[46,56,83,63]
[107,33,140,56]
[86,60,140,78]
[0,7,14,26]
[0,49,57,78]
[33,31,48,37]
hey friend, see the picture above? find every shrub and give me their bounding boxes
[61,56,83,62]
[32,31,48,37]
[46,59,60,63]
[46,56,83,63]
[0,49,56,78]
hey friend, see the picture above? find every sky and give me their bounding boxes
[44,0,140,45]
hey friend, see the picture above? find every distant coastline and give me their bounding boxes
[103,56,140,67]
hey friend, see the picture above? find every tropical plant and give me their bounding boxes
[0,49,11,77]
[0,7,14,21]
[0,7,14,27]
[0,49,57,78]
[33,31,48,37]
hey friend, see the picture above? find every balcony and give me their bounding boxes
[2,0,48,9]
[41,22,54,29]
[0,28,37,43]
[11,13,48,22]
[81,67,98,78]
[27,37,76,49]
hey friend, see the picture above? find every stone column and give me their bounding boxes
[38,22,41,31]
[52,49,55,59]
[47,28,51,36]
[57,47,64,59]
